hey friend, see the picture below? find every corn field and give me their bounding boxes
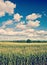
[0,42,47,65]
[0,53,47,65]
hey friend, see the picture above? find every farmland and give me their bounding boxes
[0,42,47,65]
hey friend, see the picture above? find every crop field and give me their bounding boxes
[0,42,47,65]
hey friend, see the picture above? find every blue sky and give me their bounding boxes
[0,0,47,40]
[9,0,47,30]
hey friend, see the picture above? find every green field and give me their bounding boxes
[0,42,47,65]
[0,42,47,55]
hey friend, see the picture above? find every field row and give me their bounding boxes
[0,42,47,65]
[0,42,47,55]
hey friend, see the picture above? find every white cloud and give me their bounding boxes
[16,22,26,30]
[36,30,47,35]
[25,29,47,40]
[5,1,16,14]
[1,25,6,29]
[1,20,13,29]
[25,29,34,33]
[0,0,16,17]
[0,2,46,42]
[26,13,42,20]
[27,20,40,27]
[0,11,5,17]
[14,13,23,22]
[0,27,47,40]
[0,29,7,35]
[0,0,4,2]
[0,28,16,35]
[0,0,46,41]
[3,20,13,25]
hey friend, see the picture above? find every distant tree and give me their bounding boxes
[27,39,31,43]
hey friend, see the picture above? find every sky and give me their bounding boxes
[0,0,47,41]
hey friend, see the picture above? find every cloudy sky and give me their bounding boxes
[0,0,47,41]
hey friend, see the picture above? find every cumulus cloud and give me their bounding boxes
[3,20,13,25]
[36,30,47,35]
[0,0,16,17]
[26,13,42,20]
[0,1,46,42]
[25,29,35,33]
[0,11,5,17]
[0,27,47,40]
[0,28,17,35]
[27,20,40,27]
[1,20,13,29]
[26,13,41,28]
[16,22,26,30]
[5,1,16,14]
[25,29,47,40]
[14,13,23,22]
